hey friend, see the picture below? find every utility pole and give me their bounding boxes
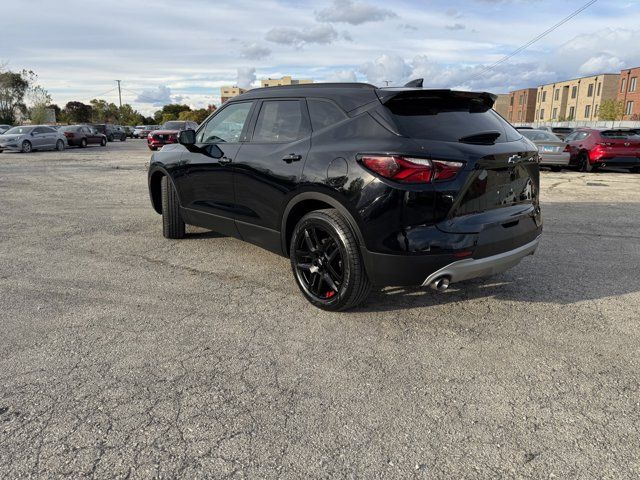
[383,80,390,87]
[115,80,122,108]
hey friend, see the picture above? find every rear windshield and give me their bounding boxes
[600,130,640,139]
[521,130,561,142]
[384,94,521,143]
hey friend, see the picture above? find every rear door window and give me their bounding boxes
[252,100,308,143]
[308,99,347,132]
[384,93,521,143]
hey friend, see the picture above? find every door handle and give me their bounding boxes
[282,153,302,163]
[219,156,232,165]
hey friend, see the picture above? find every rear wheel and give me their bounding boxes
[56,139,64,151]
[80,138,87,148]
[120,134,126,142]
[100,137,107,146]
[290,209,371,311]
[579,152,594,172]
[21,140,32,153]
[107,134,114,142]
[161,176,185,239]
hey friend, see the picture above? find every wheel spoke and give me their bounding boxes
[327,263,342,281]
[297,262,312,270]
[295,249,312,258]
[323,273,339,292]
[310,227,321,251]
[311,272,322,295]
[326,244,339,262]
[303,229,315,252]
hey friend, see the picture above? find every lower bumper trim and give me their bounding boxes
[422,236,541,287]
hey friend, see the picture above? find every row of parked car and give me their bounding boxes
[517,126,640,173]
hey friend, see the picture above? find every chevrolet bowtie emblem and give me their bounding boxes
[507,155,519,164]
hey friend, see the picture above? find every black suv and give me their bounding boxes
[147,81,542,310]
[92,124,126,142]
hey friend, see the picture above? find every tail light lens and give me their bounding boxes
[359,155,463,183]
[63,132,73,137]
[589,144,606,161]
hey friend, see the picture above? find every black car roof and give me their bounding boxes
[232,83,379,113]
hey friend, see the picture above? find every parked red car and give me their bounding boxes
[565,128,640,172]
[147,121,198,150]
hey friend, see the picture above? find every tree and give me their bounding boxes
[178,108,210,124]
[118,104,144,126]
[599,99,624,121]
[90,99,119,123]
[62,101,93,123]
[154,104,191,123]
[28,85,52,124]
[0,68,32,124]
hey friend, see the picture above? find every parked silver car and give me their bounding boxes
[0,125,67,153]
[520,129,570,171]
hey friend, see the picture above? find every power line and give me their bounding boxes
[466,0,598,83]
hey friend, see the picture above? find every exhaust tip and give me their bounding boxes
[430,276,450,292]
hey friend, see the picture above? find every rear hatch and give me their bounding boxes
[377,89,541,249]
[598,130,640,157]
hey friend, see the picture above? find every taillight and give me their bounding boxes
[359,155,463,183]
[63,132,73,137]
[589,144,606,161]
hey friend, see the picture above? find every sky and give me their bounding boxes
[1,0,639,115]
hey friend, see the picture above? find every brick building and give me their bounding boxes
[617,67,640,120]
[506,88,537,123]
[492,94,509,119]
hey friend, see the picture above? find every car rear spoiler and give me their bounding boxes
[376,81,497,109]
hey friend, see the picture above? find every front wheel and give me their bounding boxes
[107,135,114,142]
[290,209,371,311]
[56,140,65,151]
[120,135,126,142]
[21,140,32,153]
[80,138,87,148]
[161,176,185,239]
[100,137,107,146]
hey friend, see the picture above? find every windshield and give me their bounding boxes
[520,130,561,142]
[4,127,32,135]
[161,121,185,130]
[384,94,521,143]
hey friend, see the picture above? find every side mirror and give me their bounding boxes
[179,129,196,145]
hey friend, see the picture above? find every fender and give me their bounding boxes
[280,190,366,255]
[147,165,183,214]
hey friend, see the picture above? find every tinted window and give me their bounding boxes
[600,130,639,139]
[162,121,186,130]
[308,99,347,131]
[33,127,48,134]
[521,130,561,142]
[198,101,252,143]
[571,132,589,141]
[385,94,520,143]
[253,100,306,143]
[4,127,32,135]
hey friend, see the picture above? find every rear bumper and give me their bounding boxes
[422,236,540,287]
[597,156,640,168]
[539,152,570,166]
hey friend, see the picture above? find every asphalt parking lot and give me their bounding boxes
[1,141,639,479]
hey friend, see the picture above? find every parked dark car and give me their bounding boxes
[147,82,543,310]
[124,126,135,138]
[59,125,107,147]
[564,128,640,172]
[147,121,198,150]
[92,124,126,142]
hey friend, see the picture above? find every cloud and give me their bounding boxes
[236,67,256,89]
[578,55,625,75]
[315,0,396,25]
[240,43,271,60]
[265,25,338,47]
[326,69,358,82]
[135,85,172,106]
[446,23,466,30]
[399,23,418,31]
[359,54,412,86]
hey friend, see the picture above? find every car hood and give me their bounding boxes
[0,134,23,142]
[151,130,179,135]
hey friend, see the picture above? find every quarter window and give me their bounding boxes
[197,101,252,143]
[252,100,307,143]
[308,99,347,131]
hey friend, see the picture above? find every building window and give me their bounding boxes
[571,86,577,99]
[568,106,575,119]
[621,78,627,93]
[585,105,591,118]
[594,105,599,117]
[510,96,514,106]
[552,108,557,119]
[596,83,601,96]
[540,109,544,119]
[630,77,637,92]
[542,91,547,102]
[587,84,594,97]
[517,111,522,121]
[535,109,539,119]
[554,89,559,101]
[626,101,635,115]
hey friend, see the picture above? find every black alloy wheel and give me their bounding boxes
[290,209,371,311]
[580,152,594,172]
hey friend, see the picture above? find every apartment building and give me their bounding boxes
[492,94,510,118]
[617,67,640,120]
[506,88,537,123]
[260,76,313,88]
[534,73,619,122]
[220,86,247,103]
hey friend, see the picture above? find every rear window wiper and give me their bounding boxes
[458,131,502,145]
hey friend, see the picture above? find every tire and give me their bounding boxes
[107,135,114,142]
[579,152,593,172]
[80,138,87,148]
[100,137,107,147]
[290,208,371,311]
[120,134,126,142]
[550,166,561,172]
[56,139,65,151]
[21,140,32,153]
[161,176,185,239]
